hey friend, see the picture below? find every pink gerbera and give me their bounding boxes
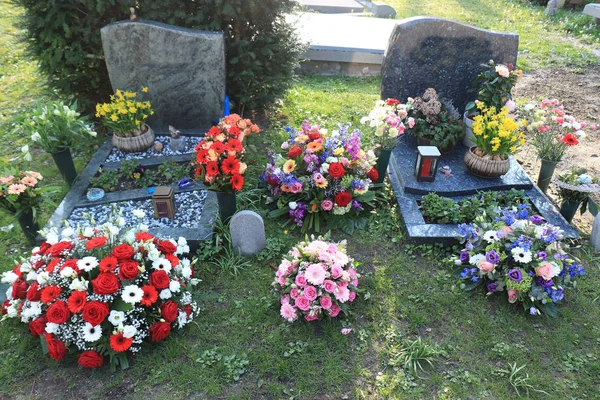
[280,303,297,322]
[305,263,326,285]
[25,171,43,180]
[20,176,38,187]
[0,176,14,184]
[8,184,27,195]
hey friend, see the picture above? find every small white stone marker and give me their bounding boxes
[230,210,266,256]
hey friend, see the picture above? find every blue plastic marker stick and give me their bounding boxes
[223,95,230,117]
[147,187,156,194]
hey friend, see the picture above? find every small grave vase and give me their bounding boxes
[169,136,186,152]
[463,146,510,178]
[462,112,476,147]
[112,125,155,153]
[559,199,580,223]
[216,191,236,222]
[51,148,77,185]
[537,159,559,194]
[17,210,39,244]
[374,148,392,184]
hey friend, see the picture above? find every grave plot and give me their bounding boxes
[43,129,218,249]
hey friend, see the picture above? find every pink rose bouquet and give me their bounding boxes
[454,204,584,317]
[360,98,414,151]
[273,237,359,322]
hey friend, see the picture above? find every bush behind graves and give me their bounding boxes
[12,0,304,115]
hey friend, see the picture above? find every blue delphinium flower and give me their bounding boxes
[568,263,585,277]
[545,287,564,302]
[458,223,478,240]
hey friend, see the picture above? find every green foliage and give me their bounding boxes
[195,217,251,276]
[498,363,549,397]
[12,0,305,114]
[255,237,286,261]
[388,337,440,375]
[465,60,521,115]
[89,161,191,192]
[195,350,249,382]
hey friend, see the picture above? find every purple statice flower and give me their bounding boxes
[541,225,562,243]
[545,287,564,302]
[289,202,308,227]
[537,251,547,261]
[568,263,585,277]
[486,250,499,264]
[487,283,498,293]
[510,235,533,252]
[529,215,545,225]
[553,253,569,261]
[465,242,474,251]
[537,277,554,289]
[507,269,523,282]
[351,200,362,211]
[459,251,470,263]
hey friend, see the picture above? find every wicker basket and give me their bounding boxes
[463,146,510,178]
[112,125,155,153]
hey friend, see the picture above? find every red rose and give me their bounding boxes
[111,243,134,261]
[385,98,400,106]
[44,333,67,361]
[334,191,352,207]
[86,236,107,250]
[41,285,61,304]
[67,291,87,313]
[149,321,171,342]
[135,232,155,242]
[33,242,50,256]
[157,240,177,255]
[99,256,118,272]
[92,272,120,295]
[12,280,28,300]
[78,350,104,369]
[12,264,23,279]
[288,145,303,158]
[82,301,109,325]
[29,316,47,338]
[26,281,41,302]
[119,260,140,281]
[309,131,321,140]
[46,300,70,324]
[328,162,346,179]
[150,270,170,290]
[45,241,73,258]
[165,254,180,267]
[61,259,80,274]
[160,300,179,322]
[367,168,379,182]
[1,300,9,315]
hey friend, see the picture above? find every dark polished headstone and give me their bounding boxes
[381,17,518,113]
[101,20,225,129]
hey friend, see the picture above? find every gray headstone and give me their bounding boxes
[230,211,266,256]
[372,2,396,18]
[0,283,9,303]
[381,17,519,113]
[592,212,600,252]
[101,20,226,129]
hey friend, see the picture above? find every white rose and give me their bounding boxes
[60,267,76,278]
[159,289,172,300]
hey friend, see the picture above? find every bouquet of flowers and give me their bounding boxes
[0,171,46,219]
[471,102,526,159]
[454,204,584,317]
[0,214,199,370]
[17,101,96,160]
[96,88,154,137]
[555,169,600,215]
[360,98,415,151]
[465,60,522,115]
[194,114,260,193]
[273,237,359,322]
[262,121,377,232]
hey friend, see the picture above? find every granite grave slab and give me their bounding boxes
[381,17,519,113]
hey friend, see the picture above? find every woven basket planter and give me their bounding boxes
[112,125,155,153]
[464,146,510,178]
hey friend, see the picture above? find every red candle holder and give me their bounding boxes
[415,146,441,182]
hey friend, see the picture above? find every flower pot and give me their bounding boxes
[216,191,236,222]
[462,112,476,148]
[559,199,580,223]
[169,136,186,152]
[374,148,392,184]
[463,146,510,178]
[51,148,77,185]
[537,159,559,194]
[112,125,155,153]
[17,211,39,244]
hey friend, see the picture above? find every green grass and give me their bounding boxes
[1,1,600,398]
[384,0,600,70]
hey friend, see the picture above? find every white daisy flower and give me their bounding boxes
[152,258,172,273]
[132,209,145,219]
[122,285,144,304]
[45,322,59,334]
[122,325,137,338]
[77,256,99,272]
[511,247,532,264]
[82,322,102,342]
[159,289,172,300]
[108,310,125,326]
[483,230,499,243]
[169,280,181,293]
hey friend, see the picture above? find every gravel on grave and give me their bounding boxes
[105,136,201,162]
[68,191,208,229]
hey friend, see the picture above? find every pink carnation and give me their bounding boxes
[329,304,341,318]
[295,296,311,311]
[320,296,332,309]
[280,295,290,304]
[280,303,297,322]
[303,285,317,301]
[323,280,336,293]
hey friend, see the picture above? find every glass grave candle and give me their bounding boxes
[414,146,441,182]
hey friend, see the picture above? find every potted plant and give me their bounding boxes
[0,171,51,243]
[555,169,600,223]
[193,114,260,221]
[18,101,96,185]
[410,88,463,154]
[463,103,526,178]
[360,98,414,183]
[517,99,588,194]
[96,88,155,152]
[464,61,522,147]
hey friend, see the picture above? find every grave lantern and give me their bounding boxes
[414,146,441,182]
[152,186,175,219]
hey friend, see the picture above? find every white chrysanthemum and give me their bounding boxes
[1,271,19,284]
[152,258,172,273]
[59,266,77,279]
[181,266,192,279]
[21,301,42,322]
[483,230,499,243]
[77,256,99,272]
[122,285,144,304]
[176,311,188,329]
[69,278,88,291]
[511,247,532,264]
[469,254,485,266]
[159,289,172,300]
[132,209,145,219]
[108,310,125,326]
[45,322,59,334]
[82,322,102,342]
[169,280,181,293]
[122,325,137,338]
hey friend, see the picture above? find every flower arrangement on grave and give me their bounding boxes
[17,101,96,185]
[554,169,600,222]
[273,236,359,322]
[262,121,377,233]
[463,102,525,178]
[96,88,155,152]
[465,60,522,115]
[193,114,260,221]
[0,213,199,370]
[453,204,584,317]
[409,88,463,154]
